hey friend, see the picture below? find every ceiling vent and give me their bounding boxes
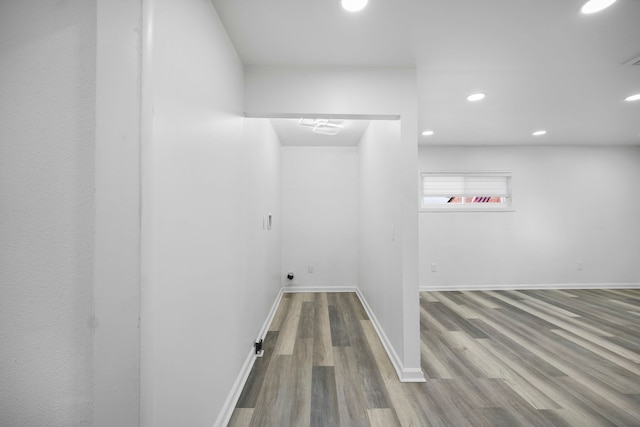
[624,54,640,66]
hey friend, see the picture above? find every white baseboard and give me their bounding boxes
[283,285,358,293]
[214,288,284,427]
[354,289,426,383]
[420,282,640,292]
[256,288,285,340]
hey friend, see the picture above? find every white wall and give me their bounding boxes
[245,119,283,302]
[281,146,358,288]
[245,66,422,379]
[0,1,96,426]
[419,145,640,288]
[144,1,281,426]
[358,120,405,363]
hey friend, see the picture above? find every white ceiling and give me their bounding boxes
[212,0,640,145]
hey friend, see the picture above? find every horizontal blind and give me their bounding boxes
[464,176,509,196]
[422,176,465,196]
[422,173,510,197]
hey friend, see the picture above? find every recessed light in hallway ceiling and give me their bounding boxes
[341,0,368,12]
[624,93,640,102]
[467,93,486,102]
[532,130,547,136]
[421,130,435,136]
[581,0,617,14]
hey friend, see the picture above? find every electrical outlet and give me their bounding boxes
[308,265,314,273]
[431,263,438,272]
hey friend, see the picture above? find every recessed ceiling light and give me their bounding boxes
[532,130,547,136]
[341,0,368,12]
[422,130,435,136]
[467,93,486,102]
[581,0,617,14]
[624,93,640,102]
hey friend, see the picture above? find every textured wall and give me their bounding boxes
[0,1,96,426]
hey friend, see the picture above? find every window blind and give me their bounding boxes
[422,173,510,198]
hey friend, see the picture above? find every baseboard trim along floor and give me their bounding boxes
[214,288,284,427]
[283,285,358,294]
[354,288,426,383]
[420,282,640,292]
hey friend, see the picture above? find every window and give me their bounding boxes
[420,172,513,211]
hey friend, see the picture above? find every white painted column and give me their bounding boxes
[94,1,142,425]
[400,104,423,379]
[140,0,155,425]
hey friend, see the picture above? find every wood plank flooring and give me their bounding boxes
[229,289,640,426]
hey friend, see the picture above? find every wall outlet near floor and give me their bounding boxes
[254,339,264,357]
[431,263,437,272]
[308,265,314,273]
[577,261,584,270]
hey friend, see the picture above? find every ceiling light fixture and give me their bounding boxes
[532,130,547,136]
[467,93,486,102]
[422,130,435,136]
[299,118,344,136]
[580,0,617,14]
[341,0,368,12]
[624,93,640,102]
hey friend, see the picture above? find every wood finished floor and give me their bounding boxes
[229,290,640,426]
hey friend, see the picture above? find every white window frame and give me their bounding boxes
[420,171,514,212]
